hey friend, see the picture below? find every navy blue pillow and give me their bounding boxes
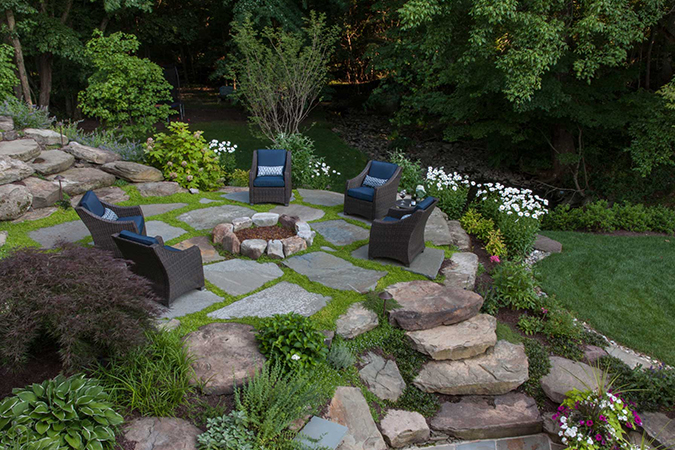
[414,197,436,211]
[257,149,287,168]
[79,190,105,217]
[119,230,158,246]
[368,161,398,180]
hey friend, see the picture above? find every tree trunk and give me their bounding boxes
[551,124,576,180]
[38,54,53,108]
[5,10,31,104]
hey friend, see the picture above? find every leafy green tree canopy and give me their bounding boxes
[0,44,18,99]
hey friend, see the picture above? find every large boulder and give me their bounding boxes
[430,393,542,440]
[386,280,484,331]
[62,141,120,164]
[448,220,471,251]
[0,139,41,161]
[124,417,201,450]
[641,412,675,450]
[101,160,164,183]
[18,177,60,209]
[30,150,74,175]
[0,155,33,185]
[251,212,279,227]
[136,181,188,197]
[0,116,14,132]
[336,303,379,339]
[281,235,307,256]
[534,234,563,253]
[184,322,266,395]
[540,357,601,404]
[380,410,430,448]
[325,387,387,450]
[358,352,406,402]
[414,340,528,395]
[23,128,68,146]
[48,167,116,195]
[442,252,479,290]
[0,184,32,220]
[406,314,497,360]
[212,222,234,244]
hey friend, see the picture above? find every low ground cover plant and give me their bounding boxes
[0,245,159,370]
[0,374,123,450]
[256,313,328,370]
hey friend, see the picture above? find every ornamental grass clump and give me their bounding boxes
[0,245,159,371]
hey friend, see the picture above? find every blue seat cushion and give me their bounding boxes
[257,149,287,168]
[79,190,105,217]
[368,161,398,180]
[347,186,375,202]
[119,230,157,246]
[414,197,436,211]
[382,216,399,222]
[118,215,145,233]
[253,176,285,187]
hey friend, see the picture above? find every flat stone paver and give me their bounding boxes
[426,208,452,246]
[271,204,325,222]
[177,205,255,230]
[29,220,89,248]
[337,212,371,225]
[222,189,295,204]
[12,206,58,223]
[283,252,386,293]
[311,220,370,246]
[141,202,188,216]
[172,236,225,263]
[298,188,344,207]
[145,221,187,242]
[351,244,444,279]
[208,281,330,319]
[204,259,284,296]
[199,198,218,204]
[159,289,224,319]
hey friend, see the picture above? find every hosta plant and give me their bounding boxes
[0,374,123,450]
[256,313,328,370]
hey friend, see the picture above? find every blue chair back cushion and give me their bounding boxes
[257,149,287,169]
[253,176,286,187]
[414,197,437,211]
[382,216,399,222]
[117,215,145,233]
[347,186,374,202]
[79,190,105,217]
[368,161,398,181]
[119,230,158,246]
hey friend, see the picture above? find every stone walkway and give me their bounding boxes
[351,244,444,279]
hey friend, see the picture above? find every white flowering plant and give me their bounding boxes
[274,132,341,189]
[209,139,238,183]
[424,167,471,219]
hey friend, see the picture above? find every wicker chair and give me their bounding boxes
[112,231,205,307]
[368,197,439,266]
[75,190,146,258]
[249,149,292,205]
[344,160,402,220]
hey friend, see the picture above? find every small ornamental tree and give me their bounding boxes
[78,31,174,138]
[0,44,18,100]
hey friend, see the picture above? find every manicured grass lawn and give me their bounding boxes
[536,231,675,365]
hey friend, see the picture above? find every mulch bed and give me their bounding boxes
[235,226,295,242]
[0,343,63,399]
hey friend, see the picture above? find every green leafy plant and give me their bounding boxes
[230,169,250,187]
[0,97,54,129]
[522,339,551,406]
[0,374,123,450]
[78,31,174,138]
[197,411,257,450]
[256,313,328,370]
[145,122,225,190]
[541,305,582,340]
[93,329,195,416]
[274,132,340,189]
[486,229,508,257]
[491,261,539,310]
[327,341,356,370]
[0,44,18,100]
[389,149,424,194]
[599,356,675,411]
[517,315,544,336]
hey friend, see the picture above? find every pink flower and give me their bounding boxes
[586,420,593,427]
[541,307,549,314]
[633,411,642,426]
[580,420,585,426]
[595,434,603,442]
[599,415,607,422]
[490,255,500,263]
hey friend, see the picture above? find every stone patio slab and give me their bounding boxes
[426,208,452,246]
[141,202,188,217]
[337,212,372,226]
[12,206,58,223]
[203,259,284,296]
[199,198,218,204]
[172,235,225,263]
[270,204,325,222]
[159,289,224,319]
[29,220,89,248]
[283,252,386,293]
[222,189,295,204]
[311,220,370,246]
[177,205,256,230]
[298,188,344,207]
[208,281,330,319]
[351,244,444,279]
[145,221,187,242]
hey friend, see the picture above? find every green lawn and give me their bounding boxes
[536,231,675,365]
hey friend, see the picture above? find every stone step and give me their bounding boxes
[430,393,543,440]
[0,138,41,161]
[336,303,379,339]
[101,160,163,182]
[380,410,430,448]
[414,340,528,395]
[23,128,68,146]
[0,155,33,185]
[406,314,497,360]
[386,280,484,331]
[442,252,479,290]
[62,141,120,164]
[124,417,201,450]
[410,434,552,450]
[324,386,387,450]
[47,167,116,195]
[30,150,74,175]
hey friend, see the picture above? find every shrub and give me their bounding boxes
[230,169,250,187]
[327,341,356,370]
[541,203,583,231]
[517,315,544,336]
[490,261,539,310]
[497,214,540,260]
[61,122,145,161]
[0,245,159,370]
[459,209,484,235]
[599,356,675,411]
[0,44,17,100]
[0,97,54,129]
[256,313,328,370]
[78,31,174,138]
[522,339,551,406]
[389,149,424,194]
[274,132,340,189]
[548,335,584,360]
[145,122,225,190]
[424,167,470,219]
[583,200,616,231]
[646,205,675,233]
[93,329,195,416]
[612,202,650,232]
[485,229,508,257]
[0,374,123,450]
[541,306,582,340]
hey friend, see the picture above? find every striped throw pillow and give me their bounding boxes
[363,175,388,188]
[258,165,284,177]
[101,207,118,221]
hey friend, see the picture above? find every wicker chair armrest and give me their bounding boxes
[102,201,143,218]
[155,236,165,246]
[158,245,203,279]
[345,162,371,191]
[284,151,292,186]
[387,207,415,219]
[249,150,258,186]
[372,166,402,201]
[77,206,140,230]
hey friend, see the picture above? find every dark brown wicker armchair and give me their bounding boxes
[368,197,438,266]
[249,149,292,205]
[344,160,402,220]
[75,190,146,258]
[112,231,204,307]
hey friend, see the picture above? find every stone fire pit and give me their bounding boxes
[212,212,316,260]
